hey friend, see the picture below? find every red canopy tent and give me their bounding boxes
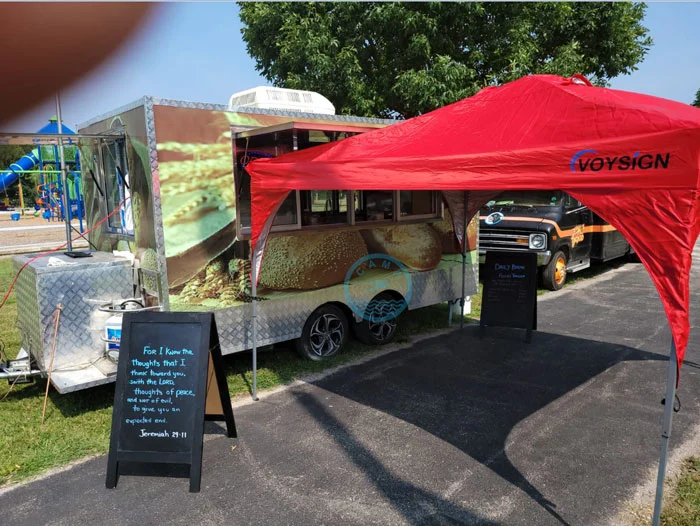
[246,74,700,523]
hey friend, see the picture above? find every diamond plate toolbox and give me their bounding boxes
[13,252,134,390]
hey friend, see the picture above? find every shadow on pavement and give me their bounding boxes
[298,326,667,525]
[295,391,502,525]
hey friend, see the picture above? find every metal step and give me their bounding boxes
[567,258,591,274]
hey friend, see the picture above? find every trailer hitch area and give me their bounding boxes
[96,298,162,314]
[0,348,43,385]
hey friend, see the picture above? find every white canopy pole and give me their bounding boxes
[651,341,678,526]
[251,253,259,401]
[460,190,468,330]
[246,190,292,401]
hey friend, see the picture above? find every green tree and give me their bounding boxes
[239,2,652,119]
[692,89,700,108]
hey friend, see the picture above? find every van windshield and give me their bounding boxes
[486,191,562,208]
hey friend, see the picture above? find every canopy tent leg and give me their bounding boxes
[460,191,468,330]
[251,255,259,401]
[651,340,677,526]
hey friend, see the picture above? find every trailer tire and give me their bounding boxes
[295,304,349,361]
[543,250,568,291]
[353,292,401,346]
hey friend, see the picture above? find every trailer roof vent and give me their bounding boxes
[228,86,336,115]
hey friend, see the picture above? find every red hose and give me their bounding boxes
[0,198,127,311]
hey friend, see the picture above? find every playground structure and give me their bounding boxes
[0,117,85,231]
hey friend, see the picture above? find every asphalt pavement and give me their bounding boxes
[2,250,700,526]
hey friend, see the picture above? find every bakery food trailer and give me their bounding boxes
[5,89,479,393]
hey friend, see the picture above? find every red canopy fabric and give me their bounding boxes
[246,74,700,375]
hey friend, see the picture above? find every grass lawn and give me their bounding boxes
[660,457,700,526]
[0,259,119,486]
[0,256,480,486]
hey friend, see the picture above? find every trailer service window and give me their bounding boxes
[237,187,440,236]
[301,190,349,226]
[355,190,394,222]
[234,122,442,238]
[400,191,439,218]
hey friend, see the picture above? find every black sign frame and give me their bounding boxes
[106,311,236,492]
[480,251,538,342]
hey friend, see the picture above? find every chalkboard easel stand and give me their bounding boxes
[204,316,237,439]
[106,312,235,493]
[479,251,538,344]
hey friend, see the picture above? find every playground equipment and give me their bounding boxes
[0,117,85,231]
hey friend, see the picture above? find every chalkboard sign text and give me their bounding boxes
[480,251,538,342]
[106,312,235,492]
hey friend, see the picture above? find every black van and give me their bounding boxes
[478,190,632,290]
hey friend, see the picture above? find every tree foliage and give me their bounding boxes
[693,89,700,108]
[239,2,652,119]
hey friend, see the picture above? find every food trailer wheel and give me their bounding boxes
[353,292,400,346]
[296,304,349,361]
[543,250,567,291]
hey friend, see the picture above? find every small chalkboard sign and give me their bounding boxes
[106,311,236,492]
[480,251,538,342]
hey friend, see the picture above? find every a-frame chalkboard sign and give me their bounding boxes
[106,311,236,493]
[480,251,538,343]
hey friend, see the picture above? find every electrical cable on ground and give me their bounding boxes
[0,374,22,402]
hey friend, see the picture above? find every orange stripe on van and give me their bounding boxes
[479,215,617,239]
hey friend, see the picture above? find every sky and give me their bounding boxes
[4,3,265,132]
[4,2,700,133]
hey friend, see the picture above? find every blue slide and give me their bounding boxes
[0,149,40,192]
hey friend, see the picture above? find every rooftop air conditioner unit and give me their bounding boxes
[228,86,336,115]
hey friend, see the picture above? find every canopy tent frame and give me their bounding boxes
[251,184,684,524]
[653,342,677,525]
[245,75,700,524]
[460,191,468,330]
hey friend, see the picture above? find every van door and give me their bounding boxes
[562,194,592,264]
[590,212,630,261]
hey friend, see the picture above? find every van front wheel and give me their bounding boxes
[543,250,567,291]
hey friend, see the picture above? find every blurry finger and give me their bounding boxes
[0,2,153,124]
